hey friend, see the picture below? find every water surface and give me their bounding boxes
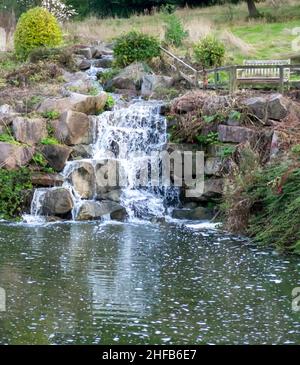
[0,221,299,344]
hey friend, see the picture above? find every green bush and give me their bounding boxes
[14,7,63,59]
[113,31,161,67]
[0,168,32,220]
[163,14,188,47]
[193,36,225,68]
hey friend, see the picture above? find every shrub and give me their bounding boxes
[14,7,62,59]
[0,168,32,220]
[163,14,188,47]
[193,36,225,68]
[113,31,161,67]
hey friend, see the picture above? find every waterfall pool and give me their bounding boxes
[0,220,299,344]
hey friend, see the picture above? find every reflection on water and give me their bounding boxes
[0,221,299,344]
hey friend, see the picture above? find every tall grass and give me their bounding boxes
[64,1,300,63]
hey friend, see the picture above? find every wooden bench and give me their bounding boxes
[236,59,291,89]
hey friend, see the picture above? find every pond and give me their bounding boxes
[0,220,299,345]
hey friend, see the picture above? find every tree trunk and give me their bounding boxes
[246,0,260,18]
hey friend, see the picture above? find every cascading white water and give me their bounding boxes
[28,99,178,222]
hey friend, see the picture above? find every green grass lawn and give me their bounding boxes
[232,20,300,63]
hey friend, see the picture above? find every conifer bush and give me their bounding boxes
[14,7,63,60]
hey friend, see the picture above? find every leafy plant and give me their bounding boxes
[0,168,32,220]
[193,36,225,68]
[217,145,236,158]
[32,152,47,167]
[88,86,100,96]
[42,110,60,120]
[163,14,188,47]
[0,133,20,145]
[195,131,219,145]
[229,110,242,122]
[97,68,120,85]
[14,7,63,60]
[40,137,60,145]
[105,94,115,110]
[113,30,161,67]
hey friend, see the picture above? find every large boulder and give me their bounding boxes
[52,111,92,145]
[243,96,266,120]
[79,59,92,71]
[68,161,95,199]
[41,188,74,216]
[74,47,93,59]
[106,62,147,91]
[76,200,126,221]
[38,92,108,115]
[243,94,291,121]
[141,75,174,96]
[0,142,35,170]
[218,125,258,143]
[39,144,72,172]
[12,117,47,145]
[267,94,290,120]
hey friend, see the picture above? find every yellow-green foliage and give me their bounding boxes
[14,7,62,59]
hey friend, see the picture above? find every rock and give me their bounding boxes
[79,59,91,71]
[203,178,223,197]
[31,172,64,187]
[269,130,287,159]
[185,178,223,202]
[39,144,72,172]
[38,92,108,115]
[0,142,35,170]
[95,160,120,197]
[171,91,232,114]
[76,200,126,221]
[243,96,266,120]
[92,45,114,58]
[267,94,289,120]
[243,94,290,121]
[102,189,122,203]
[106,62,147,91]
[141,75,174,96]
[65,78,94,95]
[62,71,89,84]
[172,206,212,220]
[53,110,92,145]
[204,157,223,176]
[218,125,257,143]
[94,56,113,68]
[41,188,73,216]
[74,47,92,59]
[12,117,47,145]
[68,161,95,199]
[71,144,93,159]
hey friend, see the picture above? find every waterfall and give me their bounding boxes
[27,99,179,222]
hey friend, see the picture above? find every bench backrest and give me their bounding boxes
[240,59,291,80]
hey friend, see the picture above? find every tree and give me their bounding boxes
[226,0,263,18]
